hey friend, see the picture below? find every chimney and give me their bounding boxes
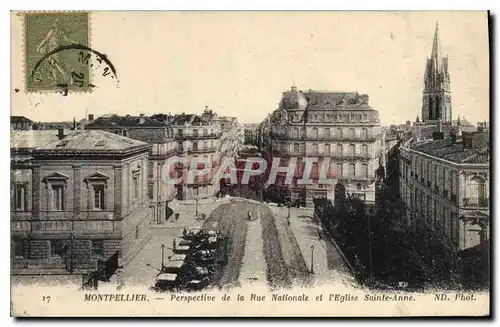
[72,117,76,130]
[359,94,369,103]
[88,114,94,123]
[462,132,474,149]
[57,127,65,140]
[450,131,457,144]
[139,113,145,124]
[432,131,444,141]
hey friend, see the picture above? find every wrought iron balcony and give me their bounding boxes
[463,197,489,208]
[175,133,222,140]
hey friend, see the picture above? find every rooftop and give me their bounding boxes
[171,114,210,126]
[33,130,150,156]
[86,115,165,128]
[280,88,375,112]
[11,130,62,149]
[414,132,490,164]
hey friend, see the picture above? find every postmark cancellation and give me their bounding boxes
[24,12,92,93]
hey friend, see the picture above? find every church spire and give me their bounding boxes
[421,22,452,124]
[431,21,443,71]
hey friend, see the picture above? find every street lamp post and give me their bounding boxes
[310,245,315,274]
[160,244,165,270]
[195,186,199,217]
[69,233,75,273]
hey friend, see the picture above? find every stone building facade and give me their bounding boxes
[85,114,177,224]
[11,130,152,275]
[265,86,387,207]
[171,108,222,200]
[399,130,490,272]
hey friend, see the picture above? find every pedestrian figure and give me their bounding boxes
[183,228,187,237]
[173,239,177,249]
[247,210,252,221]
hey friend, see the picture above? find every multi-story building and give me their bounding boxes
[398,22,490,282]
[218,116,244,158]
[11,129,152,274]
[399,130,490,272]
[265,86,386,207]
[171,108,221,200]
[86,114,177,224]
[243,123,260,146]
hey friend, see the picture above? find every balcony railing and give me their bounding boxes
[188,147,218,154]
[175,133,221,140]
[463,197,489,208]
[272,133,377,142]
[11,220,116,234]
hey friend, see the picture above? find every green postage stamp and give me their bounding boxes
[24,12,90,92]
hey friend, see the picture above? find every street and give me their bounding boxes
[116,197,352,290]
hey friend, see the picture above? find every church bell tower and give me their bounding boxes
[422,22,452,124]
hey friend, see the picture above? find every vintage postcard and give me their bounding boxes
[10,11,490,317]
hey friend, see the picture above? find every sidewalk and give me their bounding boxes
[151,196,230,229]
[271,206,352,286]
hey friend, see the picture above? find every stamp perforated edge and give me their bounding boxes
[17,10,93,95]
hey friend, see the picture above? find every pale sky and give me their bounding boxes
[11,11,489,125]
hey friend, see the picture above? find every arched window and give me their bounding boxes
[361,144,368,155]
[348,128,355,138]
[312,127,318,139]
[336,144,343,155]
[293,143,299,153]
[337,128,343,138]
[349,163,356,177]
[324,128,331,139]
[362,128,368,139]
[349,144,355,155]
[312,143,318,155]
[324,144,330,156]
[336,163,343,177]
[362,164,369,177]
[292,127,299,138]
[468,176,486,206]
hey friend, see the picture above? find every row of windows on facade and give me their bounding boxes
[280,127,374,139]
[287,112,371,123]
[401,161,487,206]
[13,174,142,212]
[404,189,460,245]
[177,128,217,137]
[177,140,218,151]
[276,163,372,179]
[285,143,371,155]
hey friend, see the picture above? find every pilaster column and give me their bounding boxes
[32,165,41,219]
[73,165,81,217]
[114,165,122,220]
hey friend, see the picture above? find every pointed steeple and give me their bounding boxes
[431,21,443,71]
[421,22,452,124]
[416,114,420,123]
[457,113,461,126]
